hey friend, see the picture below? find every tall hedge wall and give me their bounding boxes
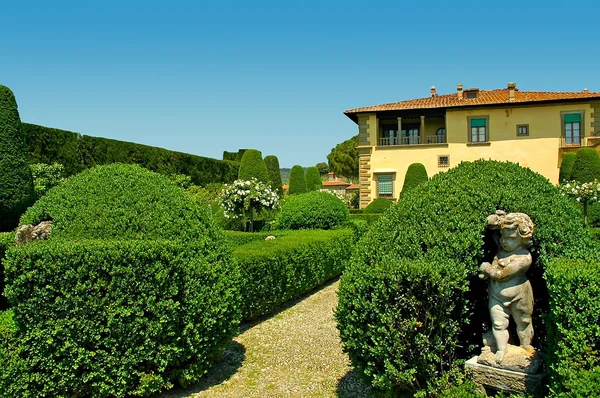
[22,123,239,185]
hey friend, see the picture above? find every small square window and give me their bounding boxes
[517,124,529,136]
[466,92,477,99]
[438,155,450,168]
[377,175,393,197]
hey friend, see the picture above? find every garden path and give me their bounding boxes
[158,279,375,397]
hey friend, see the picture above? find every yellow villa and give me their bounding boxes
[344,82,600,208]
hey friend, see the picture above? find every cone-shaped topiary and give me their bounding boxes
[288,165,307,195]
[0,85,35,232]
[305,166,323,191]
[571,147,600,183]
[264,155,283,197]
[400,163,428,196]
[238,149,269,183]
[559,152,577,183]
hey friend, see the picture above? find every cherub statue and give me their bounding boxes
[479,210,534,363]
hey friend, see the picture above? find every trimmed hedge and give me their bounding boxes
[22,123,239,186]
[349,213,381,224]
[571,147,600,183]
[363,198,394,214]
[337,160,590,395]
[305,166,323,191]
[237,149,269,183]
[0,232,14,311]
[0,86,35,232]
[1,239,240,397]
[264,155,283,197]
[559,152,576,183]
[288,165,307,195]
[277,191,349,230]
[400,162,428,196]
[233,228,355,320]
[545,258,600,397]
[224,230,289,248]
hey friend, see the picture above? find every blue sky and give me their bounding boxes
[2,0,599,168]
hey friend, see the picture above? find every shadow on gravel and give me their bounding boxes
[156,340,246,397]
[336,368,380,398]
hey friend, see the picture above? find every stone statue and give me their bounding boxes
[478,210,535,364]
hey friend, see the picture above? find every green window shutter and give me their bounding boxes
[470,118,487,127]
[564,113,581,123]
[378,175,393,195]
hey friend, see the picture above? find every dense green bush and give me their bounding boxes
[2,239,240,397]
[400,162,428,196]
[233,229,354,319]
[288,165,307,195]
[30,163,66,199]
[0,232,14,310]
[545,258,600,397]
[277,191,348,230]
[362,198,394,214]
[559,152,576,183]
[0,86,35,232]
[305,166,323,191]
[349,213,381,224]
[264,155,283,197]
[22,123,239,186]
[20,164,220,241]
[224,230,289,248]
[237,149,269,183]
[571,147,600,183]
[337,160,590,395]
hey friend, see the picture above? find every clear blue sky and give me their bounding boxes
[2,0,599,168]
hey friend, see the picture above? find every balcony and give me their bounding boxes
[379,134,447,147]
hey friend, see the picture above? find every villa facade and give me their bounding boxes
[344,83,600,208]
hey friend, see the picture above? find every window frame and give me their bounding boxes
[376,174,394,198]
[516,124,529,137]
[438,155,450,168]
[467,115,490,143]
[561,111,585,145]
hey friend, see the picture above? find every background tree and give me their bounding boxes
[327,135,359,180]
[316,162,330,176]
[559,153,577,183]
[400,163,428,196]
[238,149,269,183]
[264,155,283,197]
[305,166,323,191]
[288,165,307,195]
[570,147,600,184]
[0,85,35,232]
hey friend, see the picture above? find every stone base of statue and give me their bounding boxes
[466,344,545,397]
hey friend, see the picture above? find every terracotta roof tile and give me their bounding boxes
[346,184,360,190]
[322,181,350,187]
[344,88,600,115]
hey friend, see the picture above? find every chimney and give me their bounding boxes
[457,84,463,100]
[508,82,516,102]
[430,86,437,97]
[583,88,590,93]
[328,171,336,182]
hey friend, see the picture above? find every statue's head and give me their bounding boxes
[499,212,534,251]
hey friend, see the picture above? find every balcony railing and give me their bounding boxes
[379,134,446,146]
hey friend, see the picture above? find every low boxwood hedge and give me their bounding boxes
[277,191,349,230]
[234,228,355,320]
[1,239,240,397]
[224,230,289,248]
[545,258,600,397]
[0,232,14,310]
[362,198,394,214]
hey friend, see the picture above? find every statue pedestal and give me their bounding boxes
[465,356,545,397]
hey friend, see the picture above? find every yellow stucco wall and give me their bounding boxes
[365,101,595,203]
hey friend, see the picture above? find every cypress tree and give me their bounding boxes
[305,166,323,191]
[401,163,428,196]
[0,85,35,232]
[571,147,600,183]
[264,155,283,197]
[559,152,577,183]
[238,149,269,183]
[288,165,307,195]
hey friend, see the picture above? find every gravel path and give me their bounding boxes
[159,278,374,397]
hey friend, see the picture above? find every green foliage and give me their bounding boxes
[336,160,590,395]
[0,86,35,232]
[277,191,349,230]
[224,230,289,248]
[400,163,428,195]
[233,229,354,319]
[316,162,329,175]
[237,149,269,183]
[168,173,193,189]
[0,232,14,310]
[559,152,577,183]
[327,135,359,180]
[30,163,65,199]
[264,155,283,197]
[288,165,307,195]
[571,147,600,183]
[305,166,323,191]
[363,198,394,214]
[545,258,600,397]
[20,164,220,241]
[1,238,240,397]
[589,202,600,228]
[22,123,239,186]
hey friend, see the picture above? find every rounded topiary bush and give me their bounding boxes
[336,160,590,395]
[288,164,307,195]
[305,166,323,191]
[238,149,269,183]
[0,85,35,232]
[264,155,283,197]
[363,198,394,214]
[277,191,348,230]
[559,152,576,183]
[2,164,241,396]
[400,162,428,196]
[571,147,600,183]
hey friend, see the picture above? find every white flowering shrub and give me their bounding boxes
[559,180,600,226]
[220,178,279,229]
